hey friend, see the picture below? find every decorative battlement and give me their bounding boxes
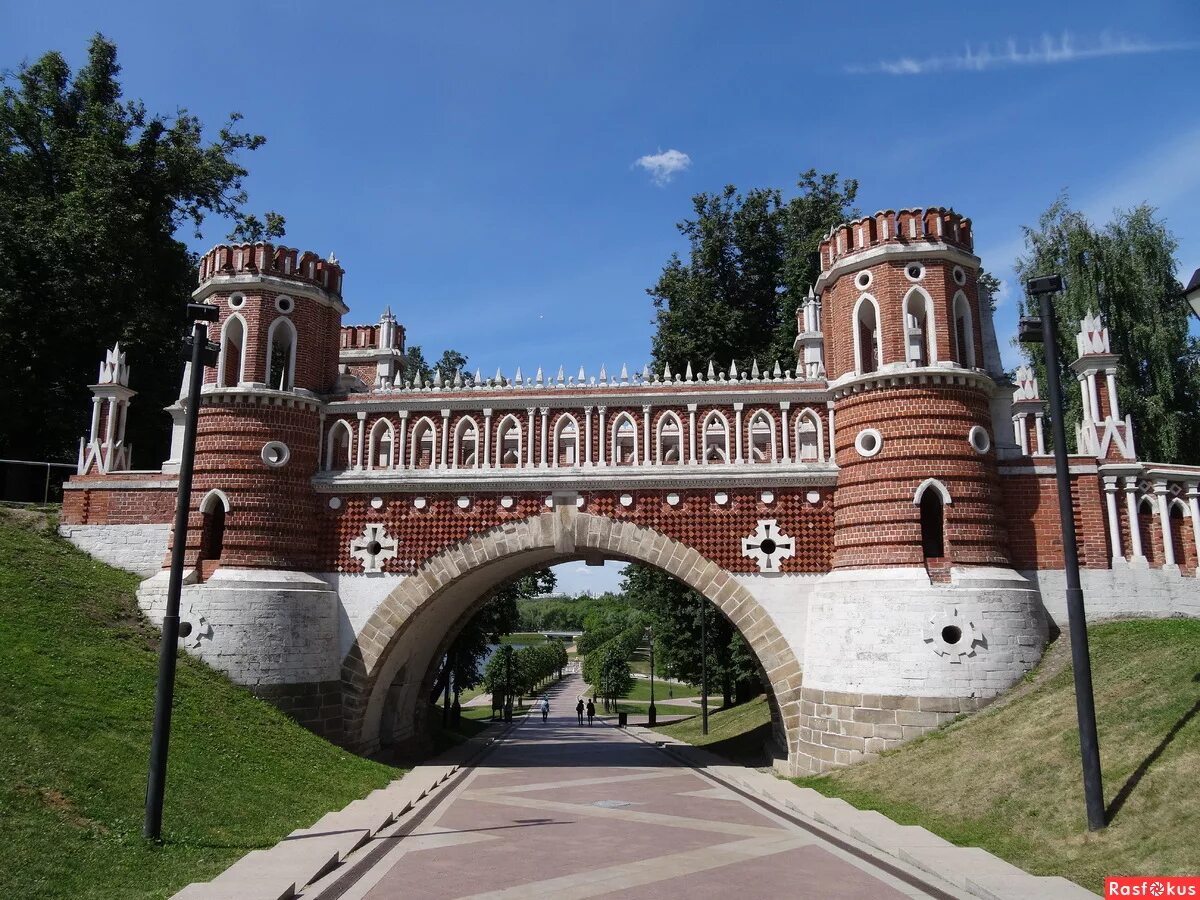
[197,242,344,298]
[343,357,817,396]
[819,207,974,272]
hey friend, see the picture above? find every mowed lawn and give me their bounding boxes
[0,513,400,899]
[795,619,1200,893]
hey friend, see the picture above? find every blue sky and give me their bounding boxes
[6,1,1199,594]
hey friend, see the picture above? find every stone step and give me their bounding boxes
[209,842,339,896]
[171,882,293,900]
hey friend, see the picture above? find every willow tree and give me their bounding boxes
[1015,197,1200,463]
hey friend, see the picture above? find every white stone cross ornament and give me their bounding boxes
[350,523,398,574]
[741,519,796,573]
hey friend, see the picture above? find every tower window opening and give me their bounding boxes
[198,500,226,564]
[266,318,296,391]
[702,414,728,464]
[856,299,880,374]
[920,490,945,559]
[953,292,976,368]
[614,416,637,465]
[658,416,682,464]
[327,422,351,472]
[796,416,819,462]
[749,413,774,462]
[904,290,933,367]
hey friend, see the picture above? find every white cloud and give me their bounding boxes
[634,148,691,186]
[848,31,1197,76]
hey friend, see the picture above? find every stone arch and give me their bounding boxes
[453,415,479,468]
[340,511,804,761]
[325,420,353,472]
[367,418,394,470]
[853,293,882,374]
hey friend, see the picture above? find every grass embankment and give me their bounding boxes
[0,513,401,900]
[795,620,1200,893]
[657,695,774,765]
[497,632,549,645]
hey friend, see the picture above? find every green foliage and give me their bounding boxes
[623,564,762,706]
[403,345,472,386]
[0,513,398,899]
[440,568,555,701]
[227,210,286,243]
[648,169,858,373]
[0,35,275,463]
[594,644,634,706]
[1015,195,1200,463]
[516,592,627,632]
[580,620,646,694]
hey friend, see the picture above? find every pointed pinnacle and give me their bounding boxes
[514,367,523,385]
[557,365,565,383]
[620,363,629,382]
[729,359,737,379]
[578,365,586,382]
[751,359,760,379]
[663,363,672,380]
[685,362,694,381]
[707,361,715,380]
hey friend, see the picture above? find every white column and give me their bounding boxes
[583,407,593,466]
[1155,481,1177,568]
[397,411,409,469]
[687,404,697,464]
[1088,373,1101,422]
[318,412,327,470]
[104,397,118,451]
[1034,413,1046,456]
[827,401,836,460]
[1188,487,1200,573]
[1014,414,1028,455]
[1106,371,1120,419]
[89,396,102,442]
[1103,478,1123,565]
[1078,377,1092,423]
[440,409,450,469]
[355,411,366,470]
[733,402,744,463]
[526,408,535,468]
[642,405,652,465]
[780,402,791,463]
[539,407,549,467]
[482,409,492,469]
[1124,477,1144,562]
[597,407,607,466]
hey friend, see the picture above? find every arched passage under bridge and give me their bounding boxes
[340,506,805,764]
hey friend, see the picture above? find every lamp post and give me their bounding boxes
[699,602,709,736]
[144,303,220,841]
[1182,268,1200,320]
[1019,274,1106,832]
[647,626,656,727]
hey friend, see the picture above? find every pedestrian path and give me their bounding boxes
[309,675,970,899]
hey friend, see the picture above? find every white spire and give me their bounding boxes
[685,362,693,381]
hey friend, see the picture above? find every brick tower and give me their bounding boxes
[140,243,349,734]
[796,208,1047,772]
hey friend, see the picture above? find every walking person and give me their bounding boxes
[541,696,549,723]
[576,698,584,726]
[586,698,595,727]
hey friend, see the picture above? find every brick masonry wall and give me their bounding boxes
[823,258,982,380]
[324,488,835,574]
[183,396,325,570]
[1000,469,1110,569]
[832,382,1009,568]
[60,485,176,525]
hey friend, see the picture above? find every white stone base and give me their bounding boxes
[137,568,341,686]
[802,566,1047,699]
[732,573,820,667]
[58,523,170,577]
[1026,567,1200,622]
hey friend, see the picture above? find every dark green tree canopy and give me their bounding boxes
[1015,196,1200,463]
[0,35,276,463]
[649,169,858,375]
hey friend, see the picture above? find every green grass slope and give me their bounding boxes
[0,514,400,900]
[796,619,1200,893]
[658,694,774,766]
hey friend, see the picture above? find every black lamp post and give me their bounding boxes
[699,602,709,737]
[1019,274,1106,832]
[647,626,656,727]
[144,303,220,841]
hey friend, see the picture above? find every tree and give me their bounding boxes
[0,35,277,463]
[228,211,286,243]
[621,565,761,707]
[649,169,858,375]
[403,345,472,386]
[432,567,556,712]
[1014,196,1200,463]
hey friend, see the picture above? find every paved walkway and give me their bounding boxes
[314,675,962,900]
